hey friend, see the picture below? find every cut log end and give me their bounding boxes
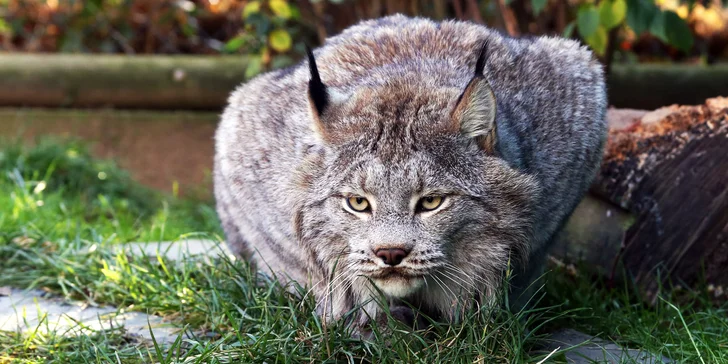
[558,97,728,303]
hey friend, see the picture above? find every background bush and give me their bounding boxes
[1,0,727,74]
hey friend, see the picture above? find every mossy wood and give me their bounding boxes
[0,54,247,110]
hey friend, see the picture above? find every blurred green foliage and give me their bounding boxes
[0,139,221,241]
[1,0,726,73]
[0,139,157,217]
[223,0,305,78]
[572,0,693,54]
[0,0,308,76]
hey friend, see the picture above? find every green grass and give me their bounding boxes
[0,139,220,243]
[1,140,726,363]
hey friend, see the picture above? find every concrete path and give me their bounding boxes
[0,288,179,344]
[0,238,229,345]
[110,238,232,261]
[540,329,673,364]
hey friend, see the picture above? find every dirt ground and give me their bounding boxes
[0,108,219,198]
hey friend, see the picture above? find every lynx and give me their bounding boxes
[214,15,607,329]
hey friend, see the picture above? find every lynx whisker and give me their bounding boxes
[432,273,459,303]
[437,267,475,295]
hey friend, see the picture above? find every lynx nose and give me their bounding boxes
[374,247,410,266]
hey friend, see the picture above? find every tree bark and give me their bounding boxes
[495,0,520,36]
[465,0,484,23]
[452,0,465,20]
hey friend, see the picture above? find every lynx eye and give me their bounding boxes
[346,196,371,213]
[418,196,444,212]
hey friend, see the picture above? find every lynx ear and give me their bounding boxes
[306,45,330,136]
[450,41,497,153]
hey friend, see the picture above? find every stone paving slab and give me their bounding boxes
[540,329,673,364]
[0,239,230,345]
[116,238,232,261]
[0,288,179,344]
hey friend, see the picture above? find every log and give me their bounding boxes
[581,97,728,301]
[0,54,247,110]
[1,54,727,110]
[549,194,633,278]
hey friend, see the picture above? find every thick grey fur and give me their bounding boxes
[214,15,607,329]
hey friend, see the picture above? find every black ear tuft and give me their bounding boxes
[450,39,498,153]
[306,45,329,116]
[474,39,489,77]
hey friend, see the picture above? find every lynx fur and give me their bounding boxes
[214,15,607,328]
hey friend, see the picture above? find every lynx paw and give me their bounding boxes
[388,305,429,330]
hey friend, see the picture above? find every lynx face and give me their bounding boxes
[294,67,538,317]
[329,146,533,301]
